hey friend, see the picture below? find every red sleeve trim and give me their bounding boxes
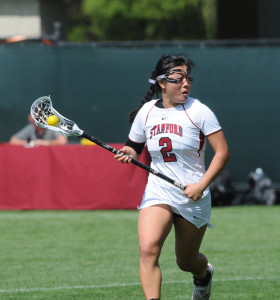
[206,129,222,137]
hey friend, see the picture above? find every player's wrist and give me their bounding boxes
[197,181,208,193]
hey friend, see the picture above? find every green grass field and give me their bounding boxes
[0,206,279,299]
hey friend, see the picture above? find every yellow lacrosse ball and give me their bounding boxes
[47,115,59,127]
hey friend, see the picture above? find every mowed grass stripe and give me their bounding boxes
[0,275,279,293]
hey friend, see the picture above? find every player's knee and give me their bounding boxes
[139,241,160,264]
[176,257,194,272]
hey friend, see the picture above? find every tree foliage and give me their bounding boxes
[67,0,217,41]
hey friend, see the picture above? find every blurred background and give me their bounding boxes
[0,0,279,206]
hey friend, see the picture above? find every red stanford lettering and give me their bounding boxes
[150,123,183,139]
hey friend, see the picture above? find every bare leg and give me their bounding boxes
[174,216,208,279]
[138,204,173,300]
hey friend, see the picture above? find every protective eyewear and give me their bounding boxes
[149,69,193,84]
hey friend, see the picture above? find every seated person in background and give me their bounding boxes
[9,114,67,146]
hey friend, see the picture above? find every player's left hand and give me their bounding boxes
[183,183,204,201]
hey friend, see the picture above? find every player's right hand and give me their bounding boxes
[114,146,138,164]
[183,183,204,201]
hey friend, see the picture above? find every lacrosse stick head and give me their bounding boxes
[30,96,83,137]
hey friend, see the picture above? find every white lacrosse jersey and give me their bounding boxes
[128,97,221,205]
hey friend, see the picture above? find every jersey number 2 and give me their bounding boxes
[159,137,177,162]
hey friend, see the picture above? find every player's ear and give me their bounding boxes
[158,79,166,89]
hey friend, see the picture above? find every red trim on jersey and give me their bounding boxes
[206,129,222,137]
[183,103,204,157]
[144,100,158,128]
[182,103,200,129]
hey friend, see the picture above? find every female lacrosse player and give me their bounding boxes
[115,54,230,300]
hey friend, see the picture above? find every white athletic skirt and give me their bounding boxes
[138,190,213,229]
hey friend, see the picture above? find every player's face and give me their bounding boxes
[159,65,192,108]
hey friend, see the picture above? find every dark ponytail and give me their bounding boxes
[129,54,195,124]
[129,71,161,124]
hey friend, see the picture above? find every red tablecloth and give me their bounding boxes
[0,144,150,210]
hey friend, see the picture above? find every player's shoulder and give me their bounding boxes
[132,99,158,126]
[186,97,209,109]
[185,96,218,127]
[142,99,158,109]
[186,97,214,115]
[137,99,159,115]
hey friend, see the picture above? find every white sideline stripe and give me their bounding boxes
[0,276,279,293]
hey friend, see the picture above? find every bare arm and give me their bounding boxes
[33,135,68,146]
[50,135,68,146]
[9,135,67,146]
[183,130,230,201]
[9,136,28,146]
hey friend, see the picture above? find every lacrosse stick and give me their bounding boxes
[30,96,186,191]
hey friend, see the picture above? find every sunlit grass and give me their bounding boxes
[0,206,279,299]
